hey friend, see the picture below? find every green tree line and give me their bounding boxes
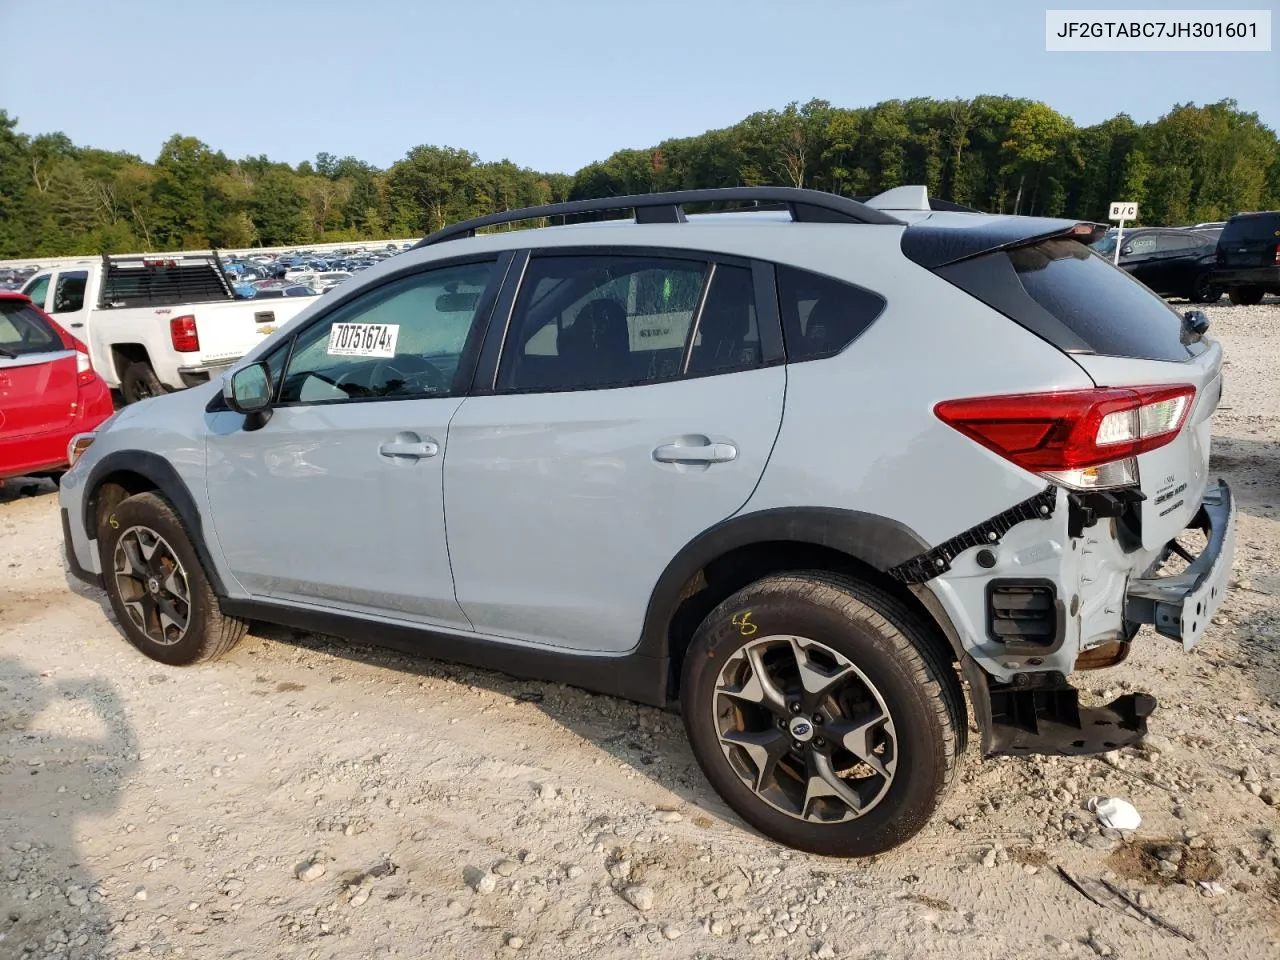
[1,96,1276,258]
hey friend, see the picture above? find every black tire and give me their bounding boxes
[97,491,248,666]
[1189,274,1222,304]
[680,572,964,857]
[120,361,164,404]
[1228,286,1265,307]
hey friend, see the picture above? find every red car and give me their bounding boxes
[0,291,115,485]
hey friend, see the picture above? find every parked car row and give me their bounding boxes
[221,243,413,299]
[1091,210,1280,305]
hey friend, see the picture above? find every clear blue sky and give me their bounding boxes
[1,0,1275,172]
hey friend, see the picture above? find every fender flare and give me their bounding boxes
[634,506,931,661]
[82,450,229,597]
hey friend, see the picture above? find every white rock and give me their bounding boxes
[661,924,682,940]
[133,888,148,901]
[493,860,519,878]
[621,884,654,911]
[506,935,524,950]
[566,865,584,880]
[654,811,682,823]
[537,784,558,801]
[464,866,496,894]
[348,884,370,907]
[607,858,632,881]
[981,848,998,868]
[296,861,326,882]
[65,887,88,907]
[815,943,837,959]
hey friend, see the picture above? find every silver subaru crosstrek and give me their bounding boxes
[60,186,1235,856]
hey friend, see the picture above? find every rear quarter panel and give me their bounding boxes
[742,234,1096,545]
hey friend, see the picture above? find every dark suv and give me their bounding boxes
[1213,211,1280,305]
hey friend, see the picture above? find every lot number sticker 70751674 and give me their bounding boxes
[327,323,400,358]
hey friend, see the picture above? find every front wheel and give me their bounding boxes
[1228,286,1265,307]
[680,572,964,857]
[97,491,248,666]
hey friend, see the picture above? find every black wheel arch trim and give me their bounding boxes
[635,506,932,664]
[81,450,229,597]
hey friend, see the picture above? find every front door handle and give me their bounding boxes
[379,436,439,460]
[69,322,85,329]
[653,439,737,464]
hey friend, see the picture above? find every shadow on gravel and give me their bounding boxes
[245,623,730,820]
[0,657,138,959]
[0,477,58,507]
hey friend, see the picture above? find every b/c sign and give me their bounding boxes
[1109,202,1138,221]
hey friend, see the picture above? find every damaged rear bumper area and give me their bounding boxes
[1124,479,1236,652]
[965,479,1235,758]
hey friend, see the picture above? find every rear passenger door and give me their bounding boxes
[444,251,786,654]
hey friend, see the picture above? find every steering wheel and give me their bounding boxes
[370,355,449,395]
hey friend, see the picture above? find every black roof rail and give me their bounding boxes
[413,187,905,248]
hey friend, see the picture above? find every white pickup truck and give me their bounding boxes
[20,254,319,403]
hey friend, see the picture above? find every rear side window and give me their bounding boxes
[776,265,886,362]
[1008,239,1190,361]
[500,254,764,393]
[1220,215,1280,243]
[0,301,60,356]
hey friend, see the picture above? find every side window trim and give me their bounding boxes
[270,254,506,408]
[678,262,718,375]
[469,249,531,395]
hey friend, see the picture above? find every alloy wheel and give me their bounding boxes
[713,634,897,823]
[112,525,191,646]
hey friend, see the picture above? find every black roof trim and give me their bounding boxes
[413,187,905,248]
[901,216,1104,270]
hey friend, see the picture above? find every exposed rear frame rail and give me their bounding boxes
[413,187,906,248]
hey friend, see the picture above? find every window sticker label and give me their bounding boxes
[327,322,399,358]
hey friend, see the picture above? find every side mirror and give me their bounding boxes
[223,362,273,427]
[1181,309,1210,344]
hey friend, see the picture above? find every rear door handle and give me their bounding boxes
[653,440,737,464]
[379,437,439,459]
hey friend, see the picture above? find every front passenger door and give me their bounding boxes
[205,257,505,628]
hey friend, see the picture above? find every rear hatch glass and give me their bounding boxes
[934,237,1197,362]
[1217,214,1280,267]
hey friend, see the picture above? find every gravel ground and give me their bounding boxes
[1,300,1278,960]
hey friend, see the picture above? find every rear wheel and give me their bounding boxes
[1228,286,1265,306]
[680,572,964,857]
[120,361,164,404]
[97,492,248,666]
[1189,274,1222,304]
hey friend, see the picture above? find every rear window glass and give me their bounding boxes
[1220,215,1280,243]
[0,301,60,356]
[1009,240,1191,361]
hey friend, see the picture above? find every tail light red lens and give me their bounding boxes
[935,385,1196,482]
[69,335,95,387]
[170,315,199,353]
[1273,242,1280,265]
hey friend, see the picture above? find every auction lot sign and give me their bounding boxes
[1046,10,1271,51]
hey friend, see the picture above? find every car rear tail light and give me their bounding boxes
[170,315,199,353]
[1274,242,1280,265]
[934,385,1196,491]
[69,335,96,387]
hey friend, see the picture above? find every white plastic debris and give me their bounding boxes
[1087,797,1141,831]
